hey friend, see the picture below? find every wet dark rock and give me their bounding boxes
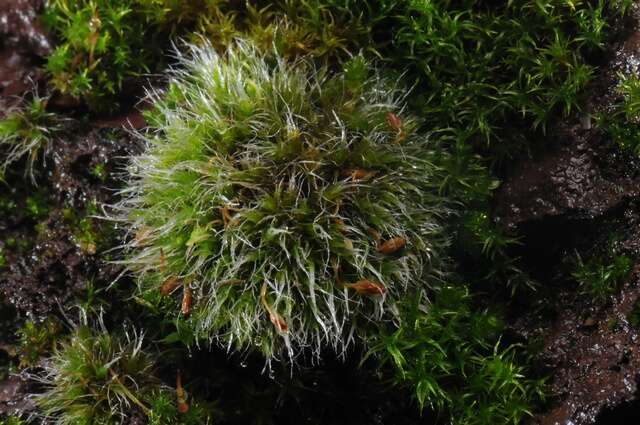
[92,109,148,131]
[0,374,35,418]
[508,188,640,425]
[1,218,91,319]
[0,126,132,320]
[0,0,51,56]
[503,134,640,423]
[0,0,50,113]
[528,280,640,425]
[494,127,639,231]
[49,126,134,207]
[0,49,42,105]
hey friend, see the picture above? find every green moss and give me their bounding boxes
[597,74,640,155]
[572,254,633,302]
[456,210,535,294]
[36,323,158,424]
[35,321,216,424]
[618,73,640,118]
[0,96,59,181]
[147,390,215,425]
[43,0,376,112]
[389,1,627,146]
[16,317,62,368]
[0,187,53,258]
[117,41,451,361]
[75,216,99,255]
[368,285,544,424]
[25,193,50,221]
[4,236,31,254]
[138,0,391,64]
[43,0,167,113]
[91,163,108,182]
[41,0,629,147]
[28,1,635,423]
[603,118,640,155]
[0,194,17,214]
[0,417,26,425]
[460,211,520,260]
[628,299,640,329]
[62,199,114,255]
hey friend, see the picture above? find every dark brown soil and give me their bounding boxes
[526,279,640,425]
[0,126,134,320]
[493,126,640,231]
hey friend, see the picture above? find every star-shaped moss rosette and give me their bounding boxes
[115,40,450,361]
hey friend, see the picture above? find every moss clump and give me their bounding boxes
[36,323,157,424]
[117,41,450,361]
[35,318,216,424]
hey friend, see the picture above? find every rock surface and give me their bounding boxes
[0,0,49,113]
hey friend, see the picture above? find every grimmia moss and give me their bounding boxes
[115,40,451,361]
[34,318,214,424]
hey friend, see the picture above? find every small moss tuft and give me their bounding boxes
[0,417,26,425]
[147,389,215,425]
[598,73,640,155]
[36,322,157,424]
[0,96,59,181]
[16,317,62,368]
[572,253,633,302]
